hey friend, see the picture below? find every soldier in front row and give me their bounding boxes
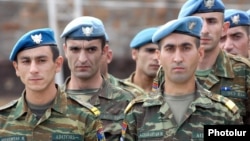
[122,16,242,141]
[60,16,134,140]
[0,28,105,140]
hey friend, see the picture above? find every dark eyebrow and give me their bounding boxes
[19,55,48,60]
[163,43,175,48]
[181,42,192,46]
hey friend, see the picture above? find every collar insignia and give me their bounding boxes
[204,0,215,9]
[82,26,93,36]
[231,14,240,25]
[31,33,42,44]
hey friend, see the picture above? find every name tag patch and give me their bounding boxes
[52,134,83,141]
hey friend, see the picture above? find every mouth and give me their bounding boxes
[172,67,185,72]
[150,64,160,68]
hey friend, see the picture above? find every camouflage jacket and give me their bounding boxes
[106,73,120,86]
[154,50,250,124]
[123,81,243,141]
[0,85,104,141]
[61,77,134,141]
[121,72,148,97]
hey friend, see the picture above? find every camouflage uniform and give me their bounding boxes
[122,72,148,97]
[0,85,104,141]
[61,77,134,141]
[124,81,243,141]
[106,73,120,86]
[154,50,250,124]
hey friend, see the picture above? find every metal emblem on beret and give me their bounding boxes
[204,0,214,9]
[188,22,196,30]
[31,33,42,44]
[231,14,240,25]
[82,26,93,36]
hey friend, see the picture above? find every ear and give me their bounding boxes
[198,46,205,63]
[131,49,138,60]
[222,21,230,36]
[55,56,64,73]
[63,43,68,58]
[12,61,20,77]
[106,48,113,64]
[102,44,109,55]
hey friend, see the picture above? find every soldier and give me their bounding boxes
[123,27,160,94]
[100,32,120,85]
[219,9,250,58]
[60,16,134,140]
[0,28,105,140]
[122,16,242,141]
[154,0,250,124]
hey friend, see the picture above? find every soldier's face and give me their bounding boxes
[219,26,250,58]
[193,12,227,52]
[63,39,105,80]
[132,43,160,78]
[159,33,204,84]
[13,46,62,92]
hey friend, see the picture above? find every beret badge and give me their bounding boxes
[82,26,93,36]
[189,22,196,30]
[204,0,215,9]
[31,33,42,44]
[231,14,240,25]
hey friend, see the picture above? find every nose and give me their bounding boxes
[29,61,39,74]
[173,50,183,64]
[201,22,209,35]
[78,50,87,63]
[223,38,234,52]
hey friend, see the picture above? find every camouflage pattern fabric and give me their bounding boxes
[154,50,250,124]
[124,81,243,141]
[61,77,134,141]
[106,73,120,86]
[0,85,104,141]
[121,72,148,97]
[105,73,146,98]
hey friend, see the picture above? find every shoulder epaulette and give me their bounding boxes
[119,80,146,97]
[210,93,239,114]
[68,95,100,117]
[0,99,18,111]
[227,53,250,67]
[124,95,147,114]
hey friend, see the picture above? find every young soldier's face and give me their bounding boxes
[193,12,227,52]
[13,46,62,92]
[159,33,204,84]
[132,43,160,78]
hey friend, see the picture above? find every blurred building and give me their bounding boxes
[0,0,249,105]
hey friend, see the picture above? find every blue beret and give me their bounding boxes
[225,9,250,28]
[178,0,225,18]
[246,9,250,18]
[60,16,107,40]
[152,16,203,43]
[130,27,158,48]
[105,32,109,42]
[9,28,56,61]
